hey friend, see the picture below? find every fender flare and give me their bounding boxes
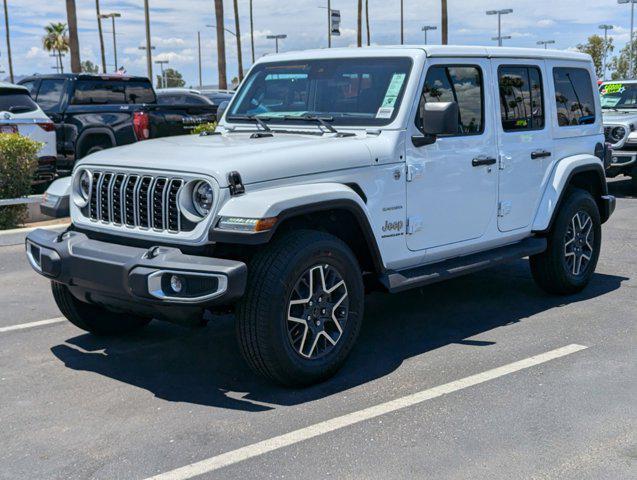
[210,183,385,273]
[76,127,116,158]
[532,155,608,233]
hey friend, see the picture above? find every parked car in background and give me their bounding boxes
[18,74,220,174]
[0,82,57,187]
[199,89,234,110]
[155,88,219,123]
[40,176,70,218]
[600,80,637,190]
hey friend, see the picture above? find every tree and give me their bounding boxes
[441,0,448,45]
[42,22,69,73]
[214,0,227,90]
[576,34,613,79]
[232,0,244,80]
[365,0,370,46]
[156,68,185,89]
[611,38,637,80]
[81,60,99,74]
[357,0,362,47]
[66,0,81,73]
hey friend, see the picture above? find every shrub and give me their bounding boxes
[0,134,41,229]
[191,122,217,135]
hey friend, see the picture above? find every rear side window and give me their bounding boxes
[0,90,39,113]
[498,66,545,131]
[419,65,484,135]
[36,79,66,110]
[20,81,38,97]
[71,80,156,105]
[553,68,596,126]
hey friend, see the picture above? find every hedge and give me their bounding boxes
[0,134,41,229]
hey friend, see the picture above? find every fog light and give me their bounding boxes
[170,275,184,293]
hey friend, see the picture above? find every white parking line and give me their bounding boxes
[144,344,588,480]
[0,317,66,333]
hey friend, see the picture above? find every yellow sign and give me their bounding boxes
[602,83,624,95]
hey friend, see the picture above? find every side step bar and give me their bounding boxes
[380,237,547,293]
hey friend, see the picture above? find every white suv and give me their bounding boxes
[26,46,615,386]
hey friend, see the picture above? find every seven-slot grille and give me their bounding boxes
[85,171,188,233]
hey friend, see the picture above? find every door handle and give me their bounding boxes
[472,156,497,167]
[531,150,552,159]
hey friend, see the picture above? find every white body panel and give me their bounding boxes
[70,46,604,272]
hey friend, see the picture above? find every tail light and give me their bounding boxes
[37,122,56,132]
[133,112,150,141]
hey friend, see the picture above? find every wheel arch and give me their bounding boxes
[76,127,116,158]
[532,155,611,233]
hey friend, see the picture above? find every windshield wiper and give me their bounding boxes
[226,114,272,131]
[281,114,338,134]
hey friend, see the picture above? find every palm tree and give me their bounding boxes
[441,0,448,45]
[95,0,106,73]
[66,0,81,73]
[365,0,370,46]
[3,0,14,82]
[249,0,255,63]
[43,22,69,73]
[214,0,228,89]
[357,0,362,47]
[233,0,244,81]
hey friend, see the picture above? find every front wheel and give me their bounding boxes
[530,188,601,295]
[236,230,364,387]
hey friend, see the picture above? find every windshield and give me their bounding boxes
[600,82,637,109]
[227,57,412,126]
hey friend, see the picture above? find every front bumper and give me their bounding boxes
[607,149,637,169]
[25,229,247,316]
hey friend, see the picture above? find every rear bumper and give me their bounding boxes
[25,229,247,314]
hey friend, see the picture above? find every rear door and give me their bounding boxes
[405,58,498,251]
[492,60,553,232]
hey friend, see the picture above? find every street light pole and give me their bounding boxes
[155,60,168,88]
[100,12,121,72]
[422,25,437,45]
[197,31,202,88]
[537,39,555,50]
[400,0,404,45]
[2,0,13,83]
[486,8,513,47]
[266,34,287,54]
[327,0,331,48]
[95,0,107,73]
[143,0,153,81]
[598,25,614,81]
[619,0,637,78]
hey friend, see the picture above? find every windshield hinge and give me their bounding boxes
[406,164,424,182]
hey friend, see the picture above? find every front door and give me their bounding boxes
[405,58,498,251]
[492,60,553,232]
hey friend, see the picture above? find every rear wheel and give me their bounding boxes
[52,282,151,335]
[236,230,364,387]
[530,188,601,295]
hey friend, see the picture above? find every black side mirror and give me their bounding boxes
[216,100,229,121]
[412,101,459,147]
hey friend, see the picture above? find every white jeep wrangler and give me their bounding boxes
[26,46,615,386]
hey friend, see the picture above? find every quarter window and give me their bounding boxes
[498,66,545,131]
[36,79,65,110]
[418,65,484,135]
[553,68,596,126]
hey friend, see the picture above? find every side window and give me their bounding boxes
[498,66,545,131]
[418,65,484,135]
[20,80,38,97]
[36,79,65,110]
[553,68,596,126]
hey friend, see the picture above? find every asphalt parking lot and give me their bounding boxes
[0,179,635,480]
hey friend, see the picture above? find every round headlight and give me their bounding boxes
[610,126,626,143]
[192,181,214,217]
[73,169,92,208]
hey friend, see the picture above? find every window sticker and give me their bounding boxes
[601,83,625,95]
[381,73,406,109]
[376,107,394,118]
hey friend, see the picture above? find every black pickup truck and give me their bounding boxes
[18,74,217,173]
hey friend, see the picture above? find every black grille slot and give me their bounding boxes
[124,176,138,226]
[88,172,101,220]
[138,177,153,228]
[151,178,168,230]
[167,179,183,232]
[99,173,113,222]
[112,174,125,224]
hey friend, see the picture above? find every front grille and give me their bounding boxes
[85,171,188,233]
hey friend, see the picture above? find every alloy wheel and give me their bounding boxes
[563,210,594,277]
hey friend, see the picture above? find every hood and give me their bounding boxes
[602,109,637,126]
[80,131,374,188]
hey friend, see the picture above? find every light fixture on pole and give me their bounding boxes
[266,34,287,53]
[421,25,437,45]
[618,0,637,78]
[197,31,202,88]
[598,25,614,81]
[537,39,555,49]
[99,12,121,72]
[486,8,513,47]
[155,59,169,89]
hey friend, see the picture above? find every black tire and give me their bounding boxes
[52,282,151,335]
[530,188,601,295]
[84,145,106,157]
[236,230,364,387]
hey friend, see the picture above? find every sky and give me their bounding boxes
[1,0,634,86]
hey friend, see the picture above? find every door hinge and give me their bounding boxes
[406,164,424,182]
[406,216,423,235]
[498,201,512,217]
[499,153,511,171]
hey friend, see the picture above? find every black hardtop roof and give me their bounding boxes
[18,73,152,83]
